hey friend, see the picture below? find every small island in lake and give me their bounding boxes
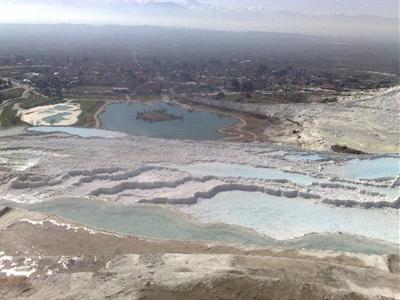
[136,108,183,122]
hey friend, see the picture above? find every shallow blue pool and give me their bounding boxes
[28,126,127,138]
[326,157,400,180]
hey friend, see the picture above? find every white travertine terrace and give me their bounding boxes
[0,128,398,245]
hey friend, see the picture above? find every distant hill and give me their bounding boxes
[0,24,398,73]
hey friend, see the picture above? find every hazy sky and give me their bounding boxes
[0,0,398,40]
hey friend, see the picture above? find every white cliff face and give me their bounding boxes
[189,85,400,154]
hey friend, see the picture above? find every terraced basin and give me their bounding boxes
[181,191,399,243]
[4,197,395,255]
[28,126,127,138]
[325,157,399,180]
[178,162,326,186]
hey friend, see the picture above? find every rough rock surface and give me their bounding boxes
[186,86,400,153]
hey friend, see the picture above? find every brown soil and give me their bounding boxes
[139,276,374,300]
[331,144,367,155]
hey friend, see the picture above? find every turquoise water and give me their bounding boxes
[326,157,400,180]
[178,162,326,186]
[42,112,71,124]
[28,198,273,246]
[183,191,399,243]
[54,104,72,110]
[99,102,238,140]
[12,197,396,255]
[28,126,127,138]
[285,154,323,161]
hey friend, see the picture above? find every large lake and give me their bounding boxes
[99,101,238,140]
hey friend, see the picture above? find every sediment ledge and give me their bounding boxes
[90,175,215,196]
[8,163,395,210]
[74,165,158,186]
[138,183,320,205]
[0,206,11,218]
[331,144,367,155]
[323,198,400,209]
[63,167,123,179]
[11,175,62,189]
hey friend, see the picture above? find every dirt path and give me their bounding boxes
[217,114,258,142]
[93,102,109,128]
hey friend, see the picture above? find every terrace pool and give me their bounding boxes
[12,197,396,255]
[41,112,71,124]
[325,157,400,180]
[28,126,127,138]
[178,162,326,186]
[181,191,399,243]
[176,161,398,199]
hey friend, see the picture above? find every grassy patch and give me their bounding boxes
[19,93,64,109]
[0,88,24,103]
[66,85,120,100]
[0,106,25,128]
[221,94,244,102]
[74,100,104,127]
[64,93,121,100]
[70,85,112,93]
